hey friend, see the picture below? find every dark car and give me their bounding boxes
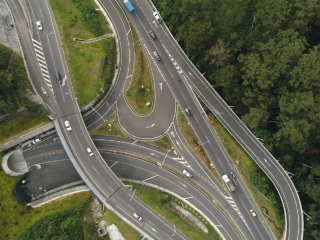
[55,72,62,84]
[229,170,236,178]
[149,30,156,39]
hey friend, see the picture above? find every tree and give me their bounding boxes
[242,107,270,129]
[205,38,232,67]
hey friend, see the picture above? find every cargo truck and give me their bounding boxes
[222,174,235,192]
[124,0,134,12]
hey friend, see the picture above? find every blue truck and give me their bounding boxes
[124,0,134,12]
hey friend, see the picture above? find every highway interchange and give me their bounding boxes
[6,0,303,239]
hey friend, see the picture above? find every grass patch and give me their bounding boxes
[90,112,129,139]
[125,23,153,114]
[125,182,221,240]
[144,135,173,151]
[208,114,285,239]
[101,206,141,240]
[17,206,87,240]
[0,153,92,239]
[50,0,116,107]
[176,107,222,184]
[0,109,50,145]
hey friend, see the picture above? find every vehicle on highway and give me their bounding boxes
[250,209,256,217]
[185,108,191,115]
[153,11,163,23]
[153,51,161,61]
[177,78,180,81]
[133,212,142,221]
[229,170,236,178]
[87,147,94,156]
[55,72,62,84]
[31,137,41,145]
[149,30,156,39]
[36,21,43,31]
[64,120,72,131]
[222,174,235,192]
[124,0,134,12]
[182,169,193,178]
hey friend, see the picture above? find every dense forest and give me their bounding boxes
[152,0,320,238]
[0,46,33,115]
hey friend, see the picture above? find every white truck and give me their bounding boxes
[222,174,235,192]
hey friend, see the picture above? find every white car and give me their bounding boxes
[153,12,163,23]
[185,108,191,115]
[36,21,43,31]
[133,212,142,221]
[87,147,94,156]
[64,120,72,131]
[31,137,41,145]
[182,169,193,178]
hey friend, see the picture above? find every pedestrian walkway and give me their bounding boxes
[74,33,114,43]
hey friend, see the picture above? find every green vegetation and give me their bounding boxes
[0,109,49,144]
[0,45,37,115]
[125,182,221,240]
[144,135,173,151]
[50,0,116,107]
[90,112,129,138]
[207,112,284,239]
[153,0,320,237]
[0,154,138,240]
[0,154,92,239]
[177,107,222,184]
[17,207,86,240]
[126,24,153,114]
[101,206,141,240]
[72,0,105,36]
[0,45,50,144]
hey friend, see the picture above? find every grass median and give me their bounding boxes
[177,107,222,184]
[50,0,116,107]
[125,24,154,114]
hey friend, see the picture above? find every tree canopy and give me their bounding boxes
[153,0,320,238]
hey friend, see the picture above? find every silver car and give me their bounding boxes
[36,21,43,31]
[149,30,156,39]
[133,212,142,221]
[153,51,161,61]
